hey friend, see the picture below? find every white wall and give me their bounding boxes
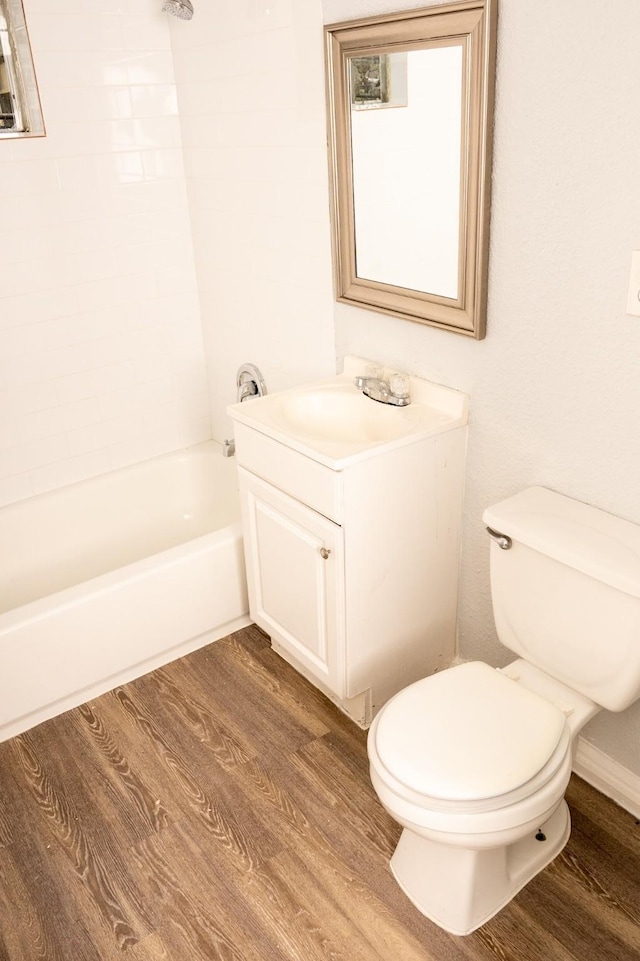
[168,0,337,443]
[326,0,640,774]
[0,0,210,508]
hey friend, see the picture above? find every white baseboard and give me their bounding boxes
[573,736,640,820]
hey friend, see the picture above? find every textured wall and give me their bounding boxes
[0,0,210,507]
[326,0,640,773]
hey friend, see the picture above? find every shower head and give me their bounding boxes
[162,0,194,20]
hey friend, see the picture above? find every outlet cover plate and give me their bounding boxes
[626,250,640,316]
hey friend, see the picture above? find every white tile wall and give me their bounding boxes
[168,0,337,443]
[0,0,210,506]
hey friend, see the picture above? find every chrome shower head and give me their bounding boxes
[162,0,194,20]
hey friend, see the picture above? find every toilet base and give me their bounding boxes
[389,800,571,935]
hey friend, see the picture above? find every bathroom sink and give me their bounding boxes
[272,385,421,444]
[227,356,468,468]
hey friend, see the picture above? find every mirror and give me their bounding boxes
[0,0,44,138]
[325,1,497,338]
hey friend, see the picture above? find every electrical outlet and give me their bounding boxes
[626,250,640,316]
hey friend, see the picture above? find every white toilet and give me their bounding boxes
[367,486,640,936]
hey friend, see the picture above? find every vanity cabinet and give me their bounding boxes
[232,392,467,726]
[238,467,345,697]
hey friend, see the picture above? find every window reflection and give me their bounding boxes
[1,12,19,130]
[0,0,44,138]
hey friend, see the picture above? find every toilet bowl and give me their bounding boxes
[367,661,584,935]
[368,487,640,935]
[369,662,575,844]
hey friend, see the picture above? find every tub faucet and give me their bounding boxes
[237,363,267,403]
[353,370,411,407]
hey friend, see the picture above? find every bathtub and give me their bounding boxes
[0,440,250,742]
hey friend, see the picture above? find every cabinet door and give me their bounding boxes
[238,467,345,697]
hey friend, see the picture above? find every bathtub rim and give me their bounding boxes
[1,437,239,613]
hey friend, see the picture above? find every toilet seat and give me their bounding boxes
[370,662,571,818]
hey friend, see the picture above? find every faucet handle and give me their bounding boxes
[389,372,410,399]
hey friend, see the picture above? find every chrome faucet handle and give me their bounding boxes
[236,363,267,403]
[389,372,409,398]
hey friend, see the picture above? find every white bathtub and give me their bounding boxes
[0,440,249,742]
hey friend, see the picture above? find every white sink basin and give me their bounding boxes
[272,384,422,444]
[227,358,468,468]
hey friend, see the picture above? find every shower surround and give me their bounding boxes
[0,0,210,508]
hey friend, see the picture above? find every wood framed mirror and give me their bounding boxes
[324,1,497,339]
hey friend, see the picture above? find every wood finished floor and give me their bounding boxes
[0,625,639,961]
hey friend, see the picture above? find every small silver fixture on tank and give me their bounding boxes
[162,0,194,20]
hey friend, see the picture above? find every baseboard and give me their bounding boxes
[573,736,640,820]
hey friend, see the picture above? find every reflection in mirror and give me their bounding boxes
[325,1,497,339]
[351,44,463,299]
[0,0,44,138]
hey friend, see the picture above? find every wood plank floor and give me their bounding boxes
[0,625,638,960]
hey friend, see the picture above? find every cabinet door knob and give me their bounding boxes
[319,547,331,560]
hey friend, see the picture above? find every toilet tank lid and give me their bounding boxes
[483,487,640,599]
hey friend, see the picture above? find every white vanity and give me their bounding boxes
[227,357,468,726]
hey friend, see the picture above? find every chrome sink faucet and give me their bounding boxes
[353,368,411,407]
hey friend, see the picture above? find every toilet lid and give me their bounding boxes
[373,662,567,802]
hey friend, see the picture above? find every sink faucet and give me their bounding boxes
[353,369,411,407]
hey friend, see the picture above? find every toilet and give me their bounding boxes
[367,486,640,936]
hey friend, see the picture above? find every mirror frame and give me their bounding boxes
[324,1,497,339]
[0,0,45,138]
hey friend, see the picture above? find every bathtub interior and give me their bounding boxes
[1,441,239,613]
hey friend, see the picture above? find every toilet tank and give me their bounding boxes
[483,487,640,712]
